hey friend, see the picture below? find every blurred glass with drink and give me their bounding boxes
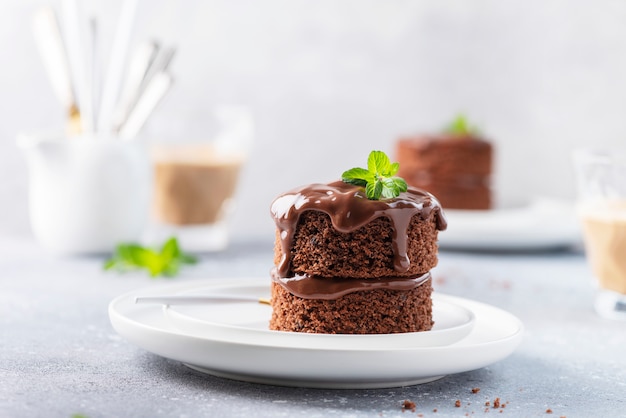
[573,149,626,320]
[146,106,253,252]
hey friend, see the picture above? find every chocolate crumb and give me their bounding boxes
[546,409,553,414]
[493,398,501,408]
[402,400,416,412]
[471,387,480,394]
[485,401,490,407]
[455,400,461,408]
[433,408,437,413]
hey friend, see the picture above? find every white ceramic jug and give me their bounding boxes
[18,133,151,255]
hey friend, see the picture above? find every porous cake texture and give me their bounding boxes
[273,211,439,280]
[269,279,433,334]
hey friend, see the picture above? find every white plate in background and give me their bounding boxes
[438,197,582,251]
[109,279,524,389]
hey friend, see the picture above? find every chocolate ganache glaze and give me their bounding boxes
[270,180,447,278]
[271,269,432,300]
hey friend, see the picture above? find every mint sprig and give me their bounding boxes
[341,150,408,200]
[444,114,480,136]
[103,237,197,277]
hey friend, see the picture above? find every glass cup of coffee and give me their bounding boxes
[573,148,626,320]
[145,106,253,252]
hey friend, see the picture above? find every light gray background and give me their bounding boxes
[3,0,626,242]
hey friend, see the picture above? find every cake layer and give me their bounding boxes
[269,278,433,334]
[396,135,492,176]
[273,211,440,279]
[271,181,446,279]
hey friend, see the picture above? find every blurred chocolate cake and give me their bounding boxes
[395,115,493,210]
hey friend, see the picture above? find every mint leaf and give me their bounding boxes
[366,181,381,200]
[103,237,197,278]
[444,114,480,136]
[178,253,199,265]
[392,177,408,192]
[389,162,400,176]
[367,150,391,174]
[341,167,372,187]
[341,150,408,200]
[161,236,180,259]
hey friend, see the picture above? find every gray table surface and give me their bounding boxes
[1,235,625,418]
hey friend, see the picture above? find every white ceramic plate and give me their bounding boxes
[162,282,475,349]
[438,197,582,251]
[109,278,524,389]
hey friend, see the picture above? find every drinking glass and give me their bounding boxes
[573,148,626,320]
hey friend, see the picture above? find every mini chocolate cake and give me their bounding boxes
[269,181,447,334]
[395,134,493,210]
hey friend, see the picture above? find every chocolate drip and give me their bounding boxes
[270,181,447,277]
[271,268,431,300]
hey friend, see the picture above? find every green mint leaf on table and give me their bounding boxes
[103,237,197,278]
[341,150,408,200]
[444,114,480,136]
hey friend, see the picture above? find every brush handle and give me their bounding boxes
[112,41,160,131]
[118,72,173,140]
[32,7,76,113]
[97,0,139,133]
